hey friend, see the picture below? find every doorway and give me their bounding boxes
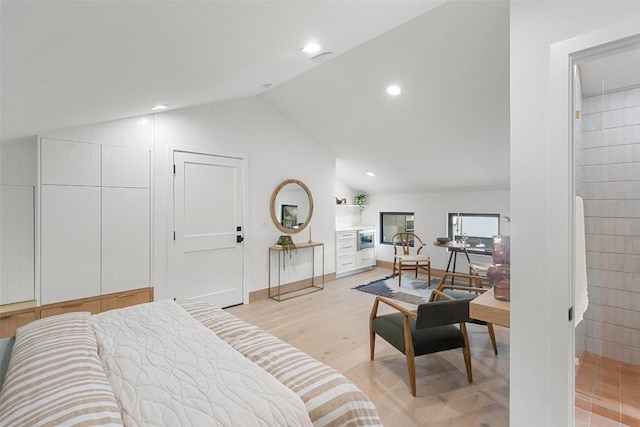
[172,151,244,307]
[572,44,640,426]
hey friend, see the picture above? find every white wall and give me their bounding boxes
[511,2,640,426]
[334,179,358,206]
[365,190,509,271]
[153,96,336,300]
[0,97,336,305]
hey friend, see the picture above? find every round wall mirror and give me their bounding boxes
[270,179,314,234]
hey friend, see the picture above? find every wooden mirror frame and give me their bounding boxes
[270,179,314,234]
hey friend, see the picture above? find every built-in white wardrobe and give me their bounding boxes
[0,139,36,305]
[39,118,151,304]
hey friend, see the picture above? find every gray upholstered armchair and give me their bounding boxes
[429,271,498,355]
[369,293,472,397]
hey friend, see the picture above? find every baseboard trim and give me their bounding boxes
[247,265,450,303]
[249,273,336,303]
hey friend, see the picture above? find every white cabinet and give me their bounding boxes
[357,248,375,268]
[336,230,375,278]
[38,122,152,304]
[336,231,357,255]
[1,139,37,305]
[41,138,100,186]
[101,188,150,294]
[336,231,357,276]
[40,185,101,304]
[0,185,35,304]
[336,254,357,273]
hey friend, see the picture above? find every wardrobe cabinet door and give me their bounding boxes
[41,138,99,186]
[0,185,35,305]
[101,187,150,294]
[40,186,101,304]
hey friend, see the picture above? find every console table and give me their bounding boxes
[268,241,324,301]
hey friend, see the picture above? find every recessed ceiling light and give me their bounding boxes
[311,52,333,63]
[366,171,375,177]
[302,42,321,53]
[386,85,401,96]
[150,104,168,111]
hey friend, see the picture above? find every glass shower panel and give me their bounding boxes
[574,71,606,424]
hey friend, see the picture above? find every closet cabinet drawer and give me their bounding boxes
[336,238,357,255]
[101,288,153,312]
[40,300,101,318]
[0,311,37,338]
[357,248,376,268]
[336,254,357,273]
[336,231,357,240]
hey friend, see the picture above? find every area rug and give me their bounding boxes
[353,275,440,305]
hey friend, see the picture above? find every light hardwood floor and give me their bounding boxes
[226,267,510,427]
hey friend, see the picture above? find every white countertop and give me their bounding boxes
[336,226,375,232]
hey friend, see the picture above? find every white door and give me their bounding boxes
[173,152,244,307]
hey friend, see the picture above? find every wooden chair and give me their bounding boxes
[392,232,431,286]
[429,272,498,355]
[369,293,472,397]
[468,260,493,286]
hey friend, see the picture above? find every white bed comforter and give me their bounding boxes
[91,300,312,427]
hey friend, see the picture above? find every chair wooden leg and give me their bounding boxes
[428,263,431,284]
[398,262,402,287]
[406,351,416,397]
[369,299,380,360]
[463,345,473,383]
[414,262,418,279]
[460,323,473,383]
[487,323,498,355]
[370,330,376,360]
[403,315,416,397]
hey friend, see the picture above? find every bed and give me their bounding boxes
[0,300,381,427]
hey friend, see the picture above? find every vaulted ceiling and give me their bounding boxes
[261,1,510,193]
[1,0,512,194]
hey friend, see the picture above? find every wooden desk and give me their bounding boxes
[469,288,510,327]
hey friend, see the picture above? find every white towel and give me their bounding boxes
[574,196,589,326]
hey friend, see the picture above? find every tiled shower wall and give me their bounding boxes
[577,84,640,365]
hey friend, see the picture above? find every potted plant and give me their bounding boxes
[276,235,297,270]
[354,193,368,209]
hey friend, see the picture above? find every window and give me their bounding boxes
[447,213,500,249]
[380,212,414,245]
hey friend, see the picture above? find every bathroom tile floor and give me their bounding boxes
[576,352,640,427]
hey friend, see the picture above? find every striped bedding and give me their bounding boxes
[180,301,382,427]
[0,312,123,427]
[0,302,382,427]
